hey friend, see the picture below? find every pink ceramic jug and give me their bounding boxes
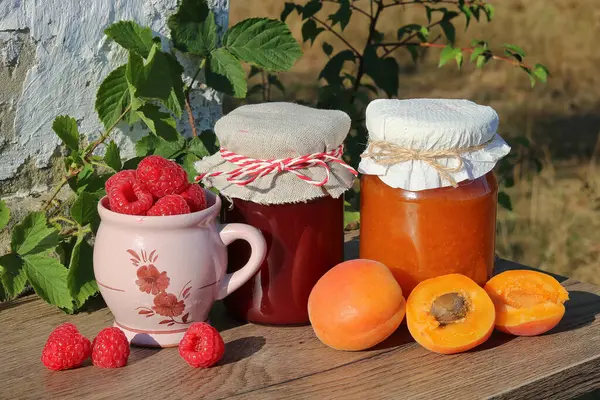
[93,190,266,347]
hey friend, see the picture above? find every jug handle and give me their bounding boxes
[216,224,266,300]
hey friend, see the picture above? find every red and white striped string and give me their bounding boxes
[195,145,357,187]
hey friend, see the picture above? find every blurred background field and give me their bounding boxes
[230,0,600,285]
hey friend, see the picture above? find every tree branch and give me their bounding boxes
[322,0,371,18]
[382,0,479,7]
[350,1,384,100]
[311,16,361,57]
[382,19,443,57]
[382,41,537,70]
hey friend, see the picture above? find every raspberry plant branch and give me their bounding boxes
[184,59,207,138]
[1,0,302,312]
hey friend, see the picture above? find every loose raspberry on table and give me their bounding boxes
[179,322,225,368]
[105,169,138,192]
[147,194,191,216]
[91,327,130,368]
[136,155,189,198]
[41,323,92,371]
[108,179,153,216]
[180,184,207,212]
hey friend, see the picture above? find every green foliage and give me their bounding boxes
[0,0,301,311]
[262,0,550,228]
[0,199,10,230]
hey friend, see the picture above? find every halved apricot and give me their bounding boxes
[484,270,569,336]
[308,259,406,351]
[406,274,495,354]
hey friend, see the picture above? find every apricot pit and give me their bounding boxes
[430,292,469,325]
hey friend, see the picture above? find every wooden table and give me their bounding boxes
[2,234,600,400]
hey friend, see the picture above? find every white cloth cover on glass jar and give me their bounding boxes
[195,102,356,204]
[359,98,511,191]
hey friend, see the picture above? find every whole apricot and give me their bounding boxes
[308,259,406,351]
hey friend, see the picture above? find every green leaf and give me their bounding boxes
[455,51,463,69]
[134,44,176,102]
[67,164,109,196]
[206,48,247,98]
[95,64,134,129]
[372,30,385,44]
[23,253,72,310]
[425,5,433,23]
[125,52,146,114]
[470,46,486,62]
[104,140,121,172]
[155,136,187,161]
[406,45,419,64]
[483,4,495,22]
[329,0,352,31]
[0,199,10,230]
[136,134,186,159]
[11,212,59,256]
[459,4,472,28]
[319,50,355,85]
[122,156,144,170]
[52,115,80,151]
[521,67,536,87]
[533,63,550,83]
[440,20,456,44]
[281,2,297,21]
[0,253,26,300]
[199,129,219,154]
[504,44,525,60]
[182,153,201,183]
[164,54,186,118]
[223,18,303,71]
[302,19,325,45]
[439,45,460,67]
[104,20,155,58]
[476,54,487,68]
[498,191,513,211]
[67,234,98,308]
[302,0,322,19]
[397,24,428,42]
[168,0,217,56]
[322,42,333,57]
[137,104,180,141]
[363,46,398,98]
[70,192,100,227]
[188,136,211,158]
[268,74,285,93]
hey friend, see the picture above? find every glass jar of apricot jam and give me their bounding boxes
[195,102,356,325]
[358,99,510,295]
[360,172,498,294]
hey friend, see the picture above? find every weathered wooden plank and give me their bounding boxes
[226,276,600,400]
[0,236,598,399]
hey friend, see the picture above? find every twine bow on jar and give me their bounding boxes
[360,139,492,188]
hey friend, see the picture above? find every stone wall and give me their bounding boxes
[0,0,229,199]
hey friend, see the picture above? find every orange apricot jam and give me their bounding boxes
[359,172,498,295]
